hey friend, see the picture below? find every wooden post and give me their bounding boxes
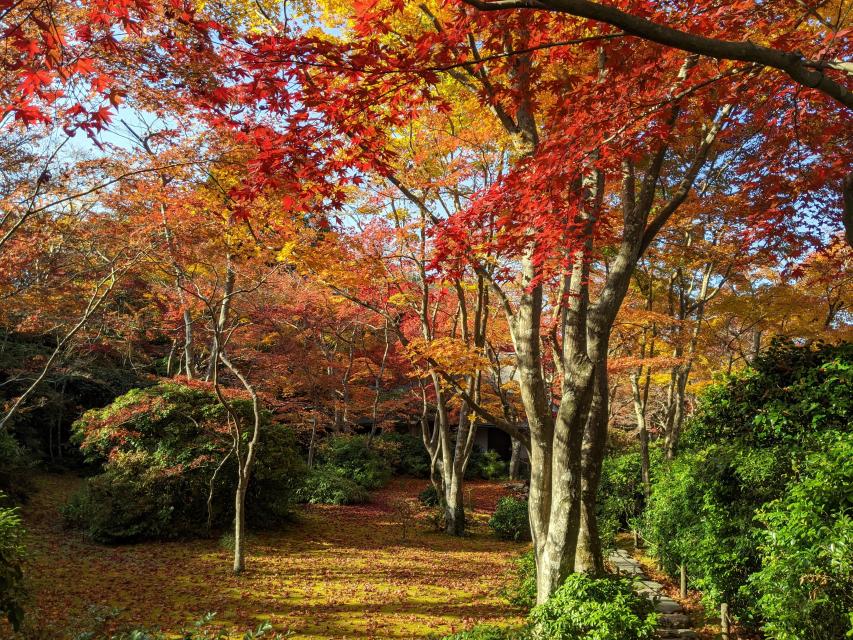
[680,563,687,598]
[720,602,730,640]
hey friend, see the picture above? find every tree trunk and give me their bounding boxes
[509,437,522,480]
[233,479,247,574]
[575,362,608,574]
[205,257,235,381]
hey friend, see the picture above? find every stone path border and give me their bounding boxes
[609,549,700,639]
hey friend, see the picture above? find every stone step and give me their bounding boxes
[656,629,699,639]
[659,613,691,628]
[653,597,683,614]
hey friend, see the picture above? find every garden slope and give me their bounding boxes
[4,476,522,639]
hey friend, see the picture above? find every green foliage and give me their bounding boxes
[315,434,393,490]
[597,450,645,550]
[749,433,853,640]
[503,549,536,610]
[295,467,369,505]
[529,574,658,640]
[0,430,36,502]
[477,450,508,480]
[645,340,852,634]
[489,497,530,541]
[418,484,440,507]
[377,432,431,477]
[64,382,305,542]
[0,494,26,631]
[74,612,288,640]
[439,624,527,640]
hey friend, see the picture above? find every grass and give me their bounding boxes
[5,475,526,639]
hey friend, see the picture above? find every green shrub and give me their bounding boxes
[489,497,530,541]
[0,431,35,502]
[478,450,508,480]
[74,611,285,639]
[418,484,440,507]
[316,435,393,490]
[378,433,431,477]
[749,433,853,640]
[0,494,26,630]
[296,467,369,505]
[529,574,658,640]
[597,450,645,550]
[644,340,852,633]
[65,381,305,543]
[503,549,536,610]
[439,625,527,640]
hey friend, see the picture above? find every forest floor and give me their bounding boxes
[5,475,526,640]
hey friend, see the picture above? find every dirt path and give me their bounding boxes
[4,475,525,639]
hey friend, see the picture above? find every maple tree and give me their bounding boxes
[0,0,850,632]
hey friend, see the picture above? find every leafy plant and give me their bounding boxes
[439,624,528,640]
[65,382,305,542]
[477,450,508,480]
[0,494,26,630]
[489,497,530,541]
[418,484,440,507]
[749,433,853,640]
[315,435,393,490]
[377,433,431,477]
[503,549,536,610]
[645,340,852,633]
[529,574,658,640]
[295,467,369,505]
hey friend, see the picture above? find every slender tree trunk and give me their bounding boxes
[233,480,248,573]
[205,257,235,381]
[575,361,608,574]
[509,438,522,480]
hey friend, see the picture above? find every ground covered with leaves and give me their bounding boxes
[6,476,524,639]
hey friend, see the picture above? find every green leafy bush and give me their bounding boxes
[74,611,286,639]
[418,484,440,507]
[0,494,26,631]
[489,497,530,541]
[749,433,853,640]
[316,435,393,490]
[478,450,508,480]
[503,549,536,610]
[645,340,852,633]
[597,450,646,550]
[64,381,305,543]
[295,467,369,505]
[377,433,431,477]
[529,574,658,640]
[439,625,527,640]
[0,431,35,502]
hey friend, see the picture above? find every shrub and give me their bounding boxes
[418,484,440,507]
[0,494,26,631]
[503,549,536,610]
[529,574,658,640]
[73,612,285,639]
[597,449,647,550]
[65,381,305,542]
[296,468,369,505]
[489,496,530,541]
[439,625,527,640]
[478,450,508,480]
[316,435,393,490]
[644,340,852,632]
[749,433,853,640]
[0,431,35,502]
[377,433,431,477]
